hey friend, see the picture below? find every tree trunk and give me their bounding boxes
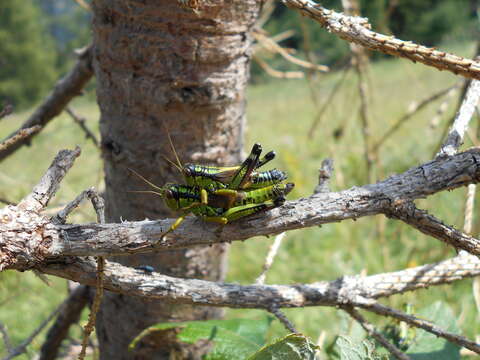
[91,1,260,358]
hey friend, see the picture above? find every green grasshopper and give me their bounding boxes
[163,130,288,196]
[130,169,294,238]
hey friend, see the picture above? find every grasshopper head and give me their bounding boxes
[162,183,181,211]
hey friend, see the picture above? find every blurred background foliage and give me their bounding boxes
[0,0,478,107]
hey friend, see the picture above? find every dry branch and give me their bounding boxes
[354,297,480,355]
[5,147,480,265]
[0,45,93,161]
[0,126,42,153]
[65,107,99,148]
[253,55,304,79]
[37,254,480,308]
[253,30,329,72]
[0,105,13,121]
[437,80,480,157]
[373,84,459,152]
[343,306,410,360]
[282,0,480,80]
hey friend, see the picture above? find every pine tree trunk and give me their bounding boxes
[91,1,260,358]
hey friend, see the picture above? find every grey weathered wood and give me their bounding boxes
[38,254,480,308]
[3,147,480,270]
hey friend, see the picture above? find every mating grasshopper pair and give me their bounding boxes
[132,141,293,238]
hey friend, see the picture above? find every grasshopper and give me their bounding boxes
[130,169,294,238]
[163,129,288,196]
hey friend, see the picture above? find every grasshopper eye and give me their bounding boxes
[164,189,174,199]
[183,164,194,176]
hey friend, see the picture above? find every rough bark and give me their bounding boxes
[91,1,260,358]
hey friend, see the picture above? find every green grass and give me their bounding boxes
[1,40,480,358]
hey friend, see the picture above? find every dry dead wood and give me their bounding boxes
[282,0,480,80]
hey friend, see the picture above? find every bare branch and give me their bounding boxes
[268,306,298,333]
[78,257,104,360]
[65,107,99,148]
[0,126,42,153]
[20,147,81,212]
[5,148,480,264]
[308,65,351,138]
[0,105,13,121]
[38,254,480,309]
[255,232,286,285]
[354,297,480,355]
[313,158,334,194]
[0,45,93,162]
[52,188,105,225]
[282,0,480,80]
[253,55,304,79]
[374,84,460,152]
[386,201,480,256]
[39,285,89,360]
[253,30,329,72]
[342,306,410,360]
[437,80,480,157]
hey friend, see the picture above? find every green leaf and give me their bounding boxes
[129,318,272,360]
[406,301,461,360]
[247,333,319,360]
[335,336,385,360]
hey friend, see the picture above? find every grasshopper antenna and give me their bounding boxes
[127,190,164,197]
[161,122,185,175]
[128,168,164,192]
[161,154,183,174]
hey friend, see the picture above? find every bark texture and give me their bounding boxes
[91,1,260,358]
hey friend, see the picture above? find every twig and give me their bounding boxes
[65,107,99,148]
[255,232,286,285]
[281,0,480,81]
[0,45,93,162]
[0,322,13,353]
[386,201,480,257]
[78,257,104,360]
[429,86,457,131]
[39,285,89,360]
[354,297,480,355]
[0,105,13,121]
[0,126,42,152]
[342,306,410,360]
[373,84,459,152]
[77,190,105,360]
[253,55,304,79]
[256,0,275,28]
[464,184,476,235]
[268,306,298,333]
[2,299,67,360]
[313,158,334,194]
[253,31,329,72]
[38,254,480,309]
[53,188,105,225]
[20,147,81,212]
[437,80,480,157]
[308,65,351,138]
